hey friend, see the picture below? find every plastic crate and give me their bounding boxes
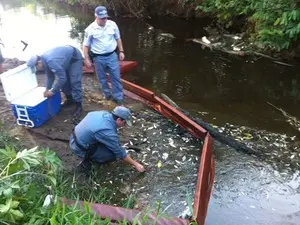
[0,64,61,127]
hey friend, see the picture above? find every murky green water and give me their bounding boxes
[1,1,299,224]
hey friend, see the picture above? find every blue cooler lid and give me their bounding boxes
[0,64,38,102]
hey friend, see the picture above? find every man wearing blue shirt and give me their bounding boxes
[83,6,125,104]
[27,45,83,119]
[70,106,145,173]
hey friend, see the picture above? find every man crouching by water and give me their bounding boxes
[70,106,145,173]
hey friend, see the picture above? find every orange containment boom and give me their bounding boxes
[67,61,214,225]
[62,198,189,225]
[122,79,215,225]
[82,61,138,75]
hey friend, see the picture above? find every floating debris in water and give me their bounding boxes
[168,138,176,148]
[157,160,162,168]
[197,111,209,115]
[159,33,176,39]
[218,122,300,170]
[162,153,169,160]
[175,160,183,165]
[86,107,203,216]
[201,36,211,44]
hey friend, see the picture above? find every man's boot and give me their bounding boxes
[73,102,83,119]
[62,94,75,106]
[113,99,123,105]
[77,159,92,175]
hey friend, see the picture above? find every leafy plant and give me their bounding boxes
[197,0,300,51]
[0,145,61,224]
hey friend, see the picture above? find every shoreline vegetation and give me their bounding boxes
[1,0,299,60]
[0,128,192,224]
[50,0,300,60]
[0,128,121,224]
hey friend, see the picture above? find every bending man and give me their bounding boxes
[69,106,145,173]
[27,45,83,119]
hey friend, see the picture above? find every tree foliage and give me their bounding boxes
[196,0,300,51]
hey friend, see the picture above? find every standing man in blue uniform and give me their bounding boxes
[27,45,83,119]
[83,6,125,104]
[70,106,145,173]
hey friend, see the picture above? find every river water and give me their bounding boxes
[0,1,299,224]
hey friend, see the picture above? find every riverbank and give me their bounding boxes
[45,0,300,60]
[0,59,205,217]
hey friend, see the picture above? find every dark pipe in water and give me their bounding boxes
[160,93,262,157]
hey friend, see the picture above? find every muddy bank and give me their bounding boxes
[0,58,25,73]
[0,59,203,216]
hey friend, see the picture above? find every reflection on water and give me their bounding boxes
[120,18,300,136]
[0,0,86,60]
[1,1,300,224]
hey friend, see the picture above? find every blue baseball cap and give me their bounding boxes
[112,106,132,126]
[95,6,109,19]
[27,55,38,68]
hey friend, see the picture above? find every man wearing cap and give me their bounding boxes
[27,45,83,119]
[83,6,125,104]
[69,106,145,173]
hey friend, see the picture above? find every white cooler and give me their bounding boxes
[0,64,61,128]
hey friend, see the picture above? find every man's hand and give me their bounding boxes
[84,58,92,68]
[44,90,54,97]
[123,155,145,172]
[119,52,125,61]
[135,163,145,172]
